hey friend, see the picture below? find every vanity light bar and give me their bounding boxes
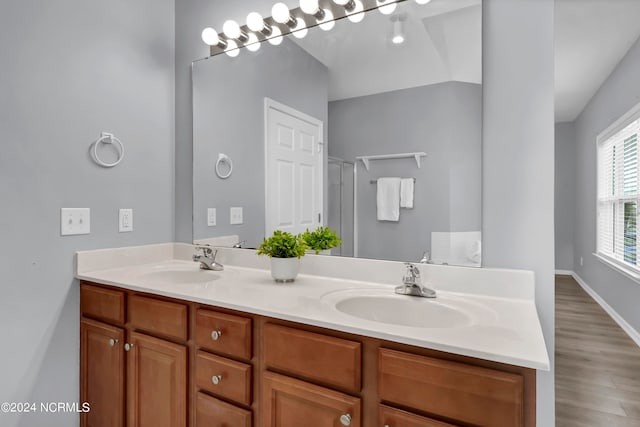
[202,0,429,57]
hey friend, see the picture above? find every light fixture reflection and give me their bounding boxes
[224,39,240,57]
[377,0,397,15]
[268,26,284,45]
[392,19,405,44]
[347,0,365,23]
[292,17,308,38]
[415,0,432,4]
[319,9,335,31]
[245,33,261,52]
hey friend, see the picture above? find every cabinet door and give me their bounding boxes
[80,318,125,427]
[127,332,187,427]
[262,372,360,427]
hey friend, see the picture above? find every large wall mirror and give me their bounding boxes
[193,0,482,266]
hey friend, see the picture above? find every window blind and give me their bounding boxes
[597,118,640,269]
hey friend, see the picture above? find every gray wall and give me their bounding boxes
[482,0,555,425]
[555,122,576,271]
[0,1,175,426]
[192,39,328,247]
[573,35,640,333]
[328,82,482,262]
[175,0,282,243]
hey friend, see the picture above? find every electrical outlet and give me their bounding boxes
[119,209,133,233]
[207,208,217,226]
[61,208,90,236]
[230,207,243,225]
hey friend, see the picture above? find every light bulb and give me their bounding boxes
[272,3,291,24]
[201,27,220,46]
[300,0,320,14]
[377,0,397,15]
[415,0,432,4]
[392,20,404,44]
[333,0,351,5]
[245,33,261,52]
[318,9,335,31]
[268,26,283,45]
[347,0,365,23]
[246,12,265,32]
[225,39,240,57]
[223,20,241,39]
[292,17,308,39]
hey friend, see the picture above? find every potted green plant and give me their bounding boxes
[302,226,342,255]
[257,230,307,282]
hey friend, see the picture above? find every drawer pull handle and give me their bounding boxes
[108,338,119,347]
[124,343,134,352]
[211,375,223,385]
[339,413,351,426]
[211,330,222,341]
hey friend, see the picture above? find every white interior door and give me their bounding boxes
[265,99,323,237]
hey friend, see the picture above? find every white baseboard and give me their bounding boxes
[555,269,574,276]
[570,272,640,348]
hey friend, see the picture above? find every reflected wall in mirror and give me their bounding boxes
[193,0,482,266]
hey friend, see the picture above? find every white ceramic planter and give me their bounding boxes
[270,257,300,283]
[305,249,332,255]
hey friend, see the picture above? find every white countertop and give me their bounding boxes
[76,243,550,371]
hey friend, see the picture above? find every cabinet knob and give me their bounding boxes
[211,375,222,385]
[124,343,134,352]
[211,330,222,341]
[339,413,352,426]
[108,338,119,347]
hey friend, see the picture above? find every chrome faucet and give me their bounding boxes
[395,263,436,298]
[193,245,224,271]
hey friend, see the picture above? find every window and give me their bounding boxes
[597,107,640,273]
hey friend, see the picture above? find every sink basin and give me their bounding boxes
[322,288,494,329]
[133,264,221,285]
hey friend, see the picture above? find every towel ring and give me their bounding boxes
[215,153,233,179]
[92,132,124,168]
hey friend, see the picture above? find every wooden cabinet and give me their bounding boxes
[263,324,361,393]
[81,281,536,427]
[127,332,187,427]
[80,283,188,427]
[80,318,125,427]
[262,372,361,427]
[379,405,459,427]
[196,392,252,427]
[379,348,524,427]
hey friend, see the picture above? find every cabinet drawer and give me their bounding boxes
[379,348,524,427]
[196,309,252,360]
[128,295,188,341]
[379,405,459,427]
[196,351,252,406]
[262,372,361,427]
[81,283,125,324]
[263,324,361,392]
[196,392,252,427]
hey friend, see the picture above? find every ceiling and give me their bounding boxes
[555,0,640,122]
[293,0,481,101]
[292,0,640,121]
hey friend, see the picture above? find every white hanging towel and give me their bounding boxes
[400,178,414,209]
[376,177,401,221]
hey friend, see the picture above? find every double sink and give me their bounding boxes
[132,263,494,330]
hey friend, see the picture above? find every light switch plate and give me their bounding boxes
[61,208,90,236]
[207,208,217,226]
[230,207,243,225]
[119,209,133,232]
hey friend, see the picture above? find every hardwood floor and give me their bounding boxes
[555,275,640,427]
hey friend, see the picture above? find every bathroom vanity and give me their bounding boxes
[76,244,549,427]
